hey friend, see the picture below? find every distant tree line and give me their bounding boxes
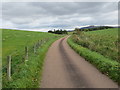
[74,26,114,32]
[48,29,68,34]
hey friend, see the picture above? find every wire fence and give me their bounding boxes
[2,36,59,81]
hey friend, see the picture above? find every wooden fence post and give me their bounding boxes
[34,44,36,54]
[7,55,11,81]
[25,46,28,61]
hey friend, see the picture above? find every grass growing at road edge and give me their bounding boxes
[2,29,63,88]
[3,37,62,88]
[67,36,120,84]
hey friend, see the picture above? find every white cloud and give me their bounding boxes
[1,2,118,32]
[2,0,119,2]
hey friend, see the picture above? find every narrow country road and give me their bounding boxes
[41,36,118,88]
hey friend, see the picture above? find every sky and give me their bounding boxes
[1,2,118,32]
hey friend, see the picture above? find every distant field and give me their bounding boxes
[2,29,60,65]
[68,28,120,84]
[2,29,62,88]
[72,28,118,62]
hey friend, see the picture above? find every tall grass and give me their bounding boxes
[72,28,118,62]
[68,28,120,84]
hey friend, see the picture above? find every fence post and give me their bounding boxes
[25,46,28,61]
[7,55,11,81]
[34,44,36,54]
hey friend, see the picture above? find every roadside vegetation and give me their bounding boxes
[2,29,62,88]
[73,28,118,62]
[67,28,120,84]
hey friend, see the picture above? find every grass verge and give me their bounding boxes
[3,36,62,88]
[67,36,120,85]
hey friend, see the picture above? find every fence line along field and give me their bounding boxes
[68,28,120,84]
[2,29,62,88]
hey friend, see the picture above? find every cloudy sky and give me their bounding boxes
[1,2,118,32]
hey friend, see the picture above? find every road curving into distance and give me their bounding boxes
[41,36,118,88]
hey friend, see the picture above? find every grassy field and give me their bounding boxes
[2,29,62,88]
[67,28,120,84]
[72,28,118,62]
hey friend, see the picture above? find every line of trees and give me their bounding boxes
[48,29,68,34]
[75,26,114,32]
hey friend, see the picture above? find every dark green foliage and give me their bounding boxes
[74,26,114,32]
[48,29,68,34]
